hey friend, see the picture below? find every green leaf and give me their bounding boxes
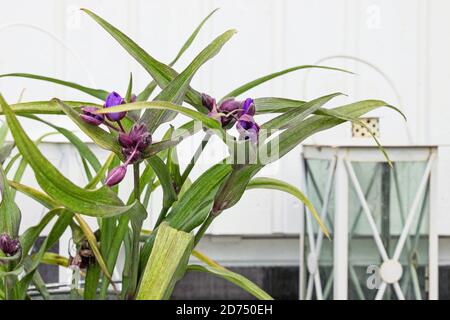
[24,114,101,173]
[147,156,177,209]
[139,29,236,132]
[0,142,14,164]
[254,97,306,114]
[85,152,116,189]
[166,164,232,232]
[54,99,122,156]
[0,121,9,146]
[19,208,64,258]
[0,166,21,236]
[170,8,219,66]
[212,164,261,214]
[136,82,157,102]
[135,8,218,102]
[73,214,114,285]
[187,265,273,300]
[0,100,99,115]
[96,101,228,141]
[214,100,397,216]
[81,9,202,108]
[9,207,70,270]
[1,94,135,217]
[167,138,182,193]
[266,99,394,162]
[246,177,329,238]
[14,211,73,299]
[222,65,352,100]
[31,271,51,300]
[136,222,193,300]
[261,93,344,130]
[98,214,129,299]
[8,181,59,209]
[41,252,69,267]
[0,73,108,100]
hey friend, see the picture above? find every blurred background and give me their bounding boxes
[1,0,450,300]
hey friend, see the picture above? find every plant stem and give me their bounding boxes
[117,120,126,133]
[127,163,141,299]
[194,213,215,246]
[180,132,211,184]
[133,163,140,201]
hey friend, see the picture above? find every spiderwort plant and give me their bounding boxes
[0,8,405,300]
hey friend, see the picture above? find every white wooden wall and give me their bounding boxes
[2,0,450,239]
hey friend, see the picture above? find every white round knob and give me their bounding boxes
[379,260,403,284]
[307,253,318,274]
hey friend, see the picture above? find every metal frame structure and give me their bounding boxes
[300,145,438,300]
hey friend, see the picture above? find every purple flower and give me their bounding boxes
[104,91,126,122]
[105,165,127,187]
[80,106,104,126]
[119,123,152,165]
[236,114,260,144]
[202,93,244,128]
[128,123,152,151]
[240,98,255,116]
[0,233,20,257]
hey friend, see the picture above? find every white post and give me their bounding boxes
[428,148,439,299]
[299,151,306,300]
[334,150,348,300]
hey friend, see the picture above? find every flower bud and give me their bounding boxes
[104,91,126,122]
[219,98,241,113]
[105,165,127,187]
[118,132,134,149]
[0,233,20,256]
[129,123,152,151]
[201,93,216,112]
[80,106,104,126]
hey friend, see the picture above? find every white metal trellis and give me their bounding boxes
[300,145,438,300]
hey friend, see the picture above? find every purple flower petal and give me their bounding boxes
[105,91,124,107]
[104,91,126,121]
[241,98,255,116]
[236,114,260,143]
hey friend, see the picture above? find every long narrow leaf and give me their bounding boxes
[222,65,351,100]
[140,29,236,132]
[0,73,108,100]
[187,264,273,300]
[246,177,329,238]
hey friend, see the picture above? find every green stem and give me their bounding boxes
[133,163,140,201]
[194,213,215,246]
[127,163,142,299]
[180,133,211,184]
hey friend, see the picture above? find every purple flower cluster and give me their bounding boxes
[80,91,151,187]
[202,93,260,143]
[80,91,136,127]
[0,233,20,257]
[105,122,152,187]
